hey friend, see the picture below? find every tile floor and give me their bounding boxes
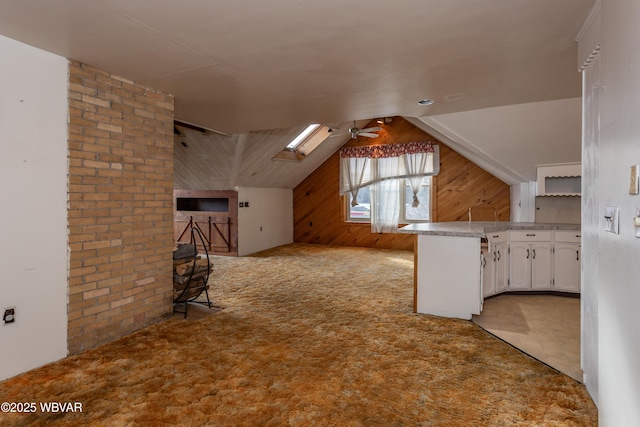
[472,294,582,382]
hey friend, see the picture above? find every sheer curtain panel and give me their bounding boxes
[340,142,439,233]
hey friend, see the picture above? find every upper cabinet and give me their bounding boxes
[536,163,581,196]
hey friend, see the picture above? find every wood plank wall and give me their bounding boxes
[293,117,510,250]
[173,189,239,256]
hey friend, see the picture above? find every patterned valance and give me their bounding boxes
[340,141,435,159]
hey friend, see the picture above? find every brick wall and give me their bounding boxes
[67,61,175,353]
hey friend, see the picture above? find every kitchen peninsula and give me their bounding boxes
[399,222,581,319]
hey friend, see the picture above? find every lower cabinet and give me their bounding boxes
[494,242,508,293]
[553,242,581,292]
[481,246,493,297]
[509,242,552,290]
[483,229,580,297]
[482,234,508,297]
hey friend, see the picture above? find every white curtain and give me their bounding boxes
[339,156,370,206]
[404,145,439,208]
[339,141,439,233]
[371,157,402,233]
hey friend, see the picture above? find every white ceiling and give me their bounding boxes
[0,1,594,189]
[412,98,584,182]
[0,0,594,135]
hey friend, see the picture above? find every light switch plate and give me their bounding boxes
[605,206,620,234]
[630,165,640,195]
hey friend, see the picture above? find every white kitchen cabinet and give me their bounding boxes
[482,232,508,297]
[553,231,581,292]
[509,242,531,290]
[401,223,581,321]
[494,242,509,294]
[536,163,581,196]
[508,231,553,291]
[481,246,494,297]
[531,242,553,290]
[482,241,508,297]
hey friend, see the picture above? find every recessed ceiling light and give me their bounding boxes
[418,99,434,106]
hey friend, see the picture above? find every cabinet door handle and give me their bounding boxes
[526,249,530,259]
[576,250,580,261]
[497,250,501,261]
[532,249,536,259]
[493,235,500,238]
[493,251,496,262]
[526,233,536,237]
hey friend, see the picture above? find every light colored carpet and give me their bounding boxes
[0,243,597,426]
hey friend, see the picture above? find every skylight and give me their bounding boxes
[286,124,321,150]
[273,124,330,162]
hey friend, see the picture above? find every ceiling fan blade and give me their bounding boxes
[360,127,382,133]
[326,123,347,132]
[359,132,379,138]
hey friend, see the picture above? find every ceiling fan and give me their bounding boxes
[329,121,382,139]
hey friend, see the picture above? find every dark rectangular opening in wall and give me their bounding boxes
[176,197,229,212]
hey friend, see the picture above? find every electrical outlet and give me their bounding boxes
[3,307,15,324]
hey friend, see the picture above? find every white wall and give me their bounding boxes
[237,187,293,256]
[510,182,536,222]
[578,3,601,406]
[422,98,583,183]
[579,1,640,425]
[0,35,68,379]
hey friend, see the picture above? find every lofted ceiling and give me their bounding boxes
[173,120,364,190]
[0,0,594,188]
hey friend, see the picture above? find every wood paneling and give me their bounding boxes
[293,117,510,250]
[173,189,238,256]
[435,144,511,222]
[173,122,355,191]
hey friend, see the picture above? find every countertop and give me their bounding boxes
[398,222,580,238]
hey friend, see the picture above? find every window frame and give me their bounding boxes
[399,177,433,224]
[343,178,433,224]
[273,124,330,162]
[345,186,372,223]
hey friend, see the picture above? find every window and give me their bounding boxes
[402,178,431,222]
[339,141,438,231]
[347,187,371,221]
[345,179,432,223]
[273,124,330,162]
[285,124,320,150]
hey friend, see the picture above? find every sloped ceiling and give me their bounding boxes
[175,98,583,190]
[411,98,583,184]
[174,121,363,190]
